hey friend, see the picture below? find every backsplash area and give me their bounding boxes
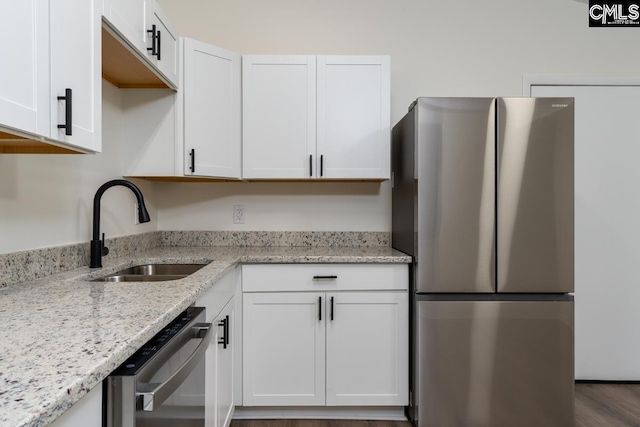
[0,232,161,288]
[0,231,389,287]
[161,231,389,247]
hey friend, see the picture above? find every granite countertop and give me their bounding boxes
[0,246,410,427]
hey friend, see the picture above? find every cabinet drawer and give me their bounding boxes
[242,264,408,292]
[197,267,238,322]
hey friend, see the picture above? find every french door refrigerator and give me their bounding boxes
[391,97,575,427]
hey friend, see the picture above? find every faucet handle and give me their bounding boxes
[101,233,110,256]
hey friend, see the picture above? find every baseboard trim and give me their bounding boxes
[233,406,407,421]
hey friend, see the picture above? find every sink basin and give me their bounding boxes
[92,263,208,282]
[97,274,192,282]
[114,263,207,276]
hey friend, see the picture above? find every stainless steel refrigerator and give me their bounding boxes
[391,98,575,427]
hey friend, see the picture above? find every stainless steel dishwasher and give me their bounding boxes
[104,306,212,427]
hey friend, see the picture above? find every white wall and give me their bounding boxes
[0,82,158,255]
[155,0,640,232]
[158,181,389,231]
[4,0,638,252]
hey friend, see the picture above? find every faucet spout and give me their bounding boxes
[90,179,151,268]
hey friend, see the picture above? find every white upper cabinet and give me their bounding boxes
[122,38,241,180]
[148,3,178,87]
[101,0,178,89]
[242,55,390,180]
[50,0,101,152]
[317,56,390,179]
[183,39,241,178]
[0,0,101,153]
[0,0,49,138]
[102,0,150,55]
[242,55,317,179]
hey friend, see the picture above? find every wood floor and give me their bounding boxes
[231,383,640,427]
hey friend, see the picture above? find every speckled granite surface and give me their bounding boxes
[162,231,389,247]
[0,232,161,289]
[0,245,410,427]
[0,232,389,288]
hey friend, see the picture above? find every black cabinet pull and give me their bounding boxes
[309,154,313,177]
[189,149,195,173]
[225,315,230,346]
[331,296,334,321]
[57,88,72,136]
[313,275,337,280]
[318,296,322,321]
[320,155,324,177]
[156,30,161,60]
[218,316,229,349]
[147,24,160,58]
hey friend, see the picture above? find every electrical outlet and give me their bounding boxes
[233,205,245,224]
[134,203,139,225]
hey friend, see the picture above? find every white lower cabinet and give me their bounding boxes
[325,292,408,406]
[49,385,102,427]
[194,267,238,427]
[242,264,408,408]
[243,292,326,406]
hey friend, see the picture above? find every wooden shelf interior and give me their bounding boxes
[0,132,81,154]
[102,27,170,89]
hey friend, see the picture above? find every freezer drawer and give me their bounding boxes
[416,299,574,427]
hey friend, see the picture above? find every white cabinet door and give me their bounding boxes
[50,0,101,152]
[532,84,640,381]
[184,38,241,178]
[216,302,235,427]
[317,56,390,179]
[49,385,102,427]
[102,0,151,55]
[148,2,178,87]
[325,292,408,406]
[243,292,326,406]
[0,0,49,136]
[242,55,317,179]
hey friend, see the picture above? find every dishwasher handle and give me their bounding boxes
[136,322,212,411]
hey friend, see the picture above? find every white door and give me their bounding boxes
[204,314,221,427]
[316,56,390,179]
[149,4,178,87]
[243,292,325,406]
[532,84,640,380]
[49,0,101,152]
[183,38,241,178]
[102,0,150,55]
[0,0,49,136]
[242,55,317,179]
[217,303,235,427]
[325,292,408,406]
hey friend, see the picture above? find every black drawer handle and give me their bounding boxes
[57,88,72,136]
[313,275,337,280]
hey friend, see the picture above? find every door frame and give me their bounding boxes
[522,75,640,96]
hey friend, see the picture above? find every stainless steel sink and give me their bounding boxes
[93,263,208,282]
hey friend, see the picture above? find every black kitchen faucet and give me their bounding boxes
[90,179,150,268]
